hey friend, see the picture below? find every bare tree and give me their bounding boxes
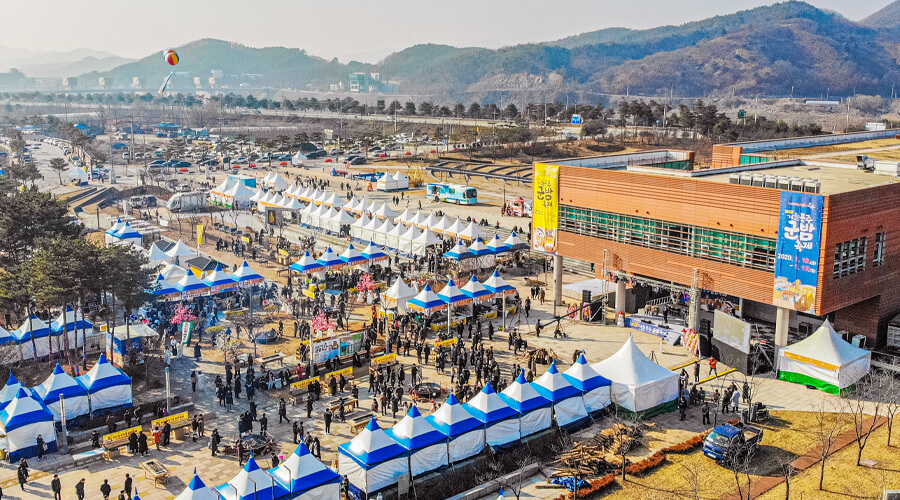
[728,436,755,500]
[781,462,796,500]
[813,399,845,490]
[678,461,704,500]
[874,363,899,447]
[842,375,883,466]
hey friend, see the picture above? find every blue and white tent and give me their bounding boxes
[443,240,473,261]
[216,455,287,500]
[504,231,527,250]
[13,315,52,361]
[563,353,612,413]
[50,306,93,334]
[425,393,485,463]
[109,222,142,247]
[175,471,219,500]
[485,234,509,254]
[360,241,389,262]
[0,373,22,412]
[467,237,493,256]
[339,244,368,266]
[230,261,265,285]
[0,388,58,462]
[32,363,90,421]
[406,285,447,315]
[316,247,346,270]
[463,384,520,446]
[534,362,589,426]
[437,279,470,307]
[203,264,237,293]
[106,218,124,235]
[77,354,133,412]
[269,443,341,500]
[483,271,516,296]
[386,406,449,477]
[461,275,494,303]
[0,324,14,345]
[175,272,209,296]
[290,252,325,274]
[151,273,179,296]
[500,372,553,437]
[338,417,408,495]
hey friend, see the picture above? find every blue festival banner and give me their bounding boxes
[773,191,823,314]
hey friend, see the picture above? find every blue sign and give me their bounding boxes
[773,192,823,315]
[571,114,582,125]
[625,317,675,339]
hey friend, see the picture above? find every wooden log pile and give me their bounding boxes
[554,422,649,477]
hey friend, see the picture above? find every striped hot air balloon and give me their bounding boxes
[165,50,179,66]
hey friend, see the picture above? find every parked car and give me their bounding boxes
[349,157,367,165]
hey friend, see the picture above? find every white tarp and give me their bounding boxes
[592,336,678,413]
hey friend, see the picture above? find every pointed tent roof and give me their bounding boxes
[425,393,482,437]
[290,251,325,274]
[50,306,93,334]
[383,278,417,302]
[393,171,407,181]
[112,222,142,239]
[458,222,486,241]
[443,240,474,261]
[533,362,582,402]
[160,263,186,282]
[592,336,678,387]
[445,218,466,237]
[0,325,12,345]
[396,208,414,224]
[345,196,362,212]
[406,285,447,314]
[283,183,298,197]
[360,241,389,262]
[413,229,442,247]
[151,273,179,296]
[297,186,314,201]
[106,218,124,235]
[12,315,51,341]
[420,213,440,230]
[215,455,288,500]
[230,261,264,284]
[467,237,492,256]
[249,189,264,202]
[486,234,509,254]
[283,197,305,210]
[76,354,131,393]
[504,231,527,250]
[562,353,611,392]
[339,244,367,265]
[147,242,171,263]
[323,192,345,208]
[386,405,447,451]
[175,272,209,293]
[225,182,256,200]
[33,363,88,406]
[374,203,399,220]
[781,320,870,369]
[316,247,346,270]
[313,190,329,204]
[461,275,494,302]
[202,264,236,288]
[484,271,515,295]
[351,214,368,230]
[268,443,341,494]
[500,372,552,413]
[331,208,356,225]
[0,373,22,412]
[268,173,289,191]
[175,472,220,500]
[338,417,407,467]
[166,239,197,259]
[464,383,518,424]
[437,279,470,306]
[399,225,421,242]
[362,199,379,214]
[0,388,54,432]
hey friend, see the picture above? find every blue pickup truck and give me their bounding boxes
[702,423,763,463]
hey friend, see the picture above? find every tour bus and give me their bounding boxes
[426,183,477,205]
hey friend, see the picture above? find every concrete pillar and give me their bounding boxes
[774,306,790,347]
[615,278,626,313]
[552,254,564,307]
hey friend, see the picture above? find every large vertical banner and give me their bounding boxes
[532,163,560,254]
[773,191,824,314]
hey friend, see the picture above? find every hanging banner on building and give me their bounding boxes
[773,192,823,315]
[532,163,560,254]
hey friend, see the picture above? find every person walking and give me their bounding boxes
[694,361,701,384]
[211,429,221,457]
[36,434,45,461]
[278,398,287,424]
[76,479,86,500]
[732,388,740,414]
[259,414,268,434]
[16,466,26,491]
[324,408,333,435]
[701,401,711,425]
[100,479,112,500]
[708,357,718,378]
[124,473,133,500]
[191,371,198,392]
[138,431,149,456]
[52,474,62,500]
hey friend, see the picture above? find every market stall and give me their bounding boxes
[338,418,408,496]
[385,406,449,477]
[592,336,678,416]
[499,372,553,437]
[77,353,133,413]
[215,456,287,500]
[0,388,58,462]
[777,320,871,394]
[562,353,612,414]
[32,363,90,421]
[463,383,520,447]
[533,362,588,427]
[268,443,341,500]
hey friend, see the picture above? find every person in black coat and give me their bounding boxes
[17,467,27,490]
[138,432,149,456]
[75,479,86,500]
[162,422,172,446]
[51,474,61,500]
[124,473,133,500]
[100,479,112,500]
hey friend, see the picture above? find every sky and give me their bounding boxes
[0,0,893,63]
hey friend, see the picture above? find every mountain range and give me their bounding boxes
[5,1,900,100]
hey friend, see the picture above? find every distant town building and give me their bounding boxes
[62,77,77,89]
[131,77,141,89]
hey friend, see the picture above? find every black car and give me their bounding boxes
[349,157,367,165]
[414,382,442,400]
[306,150,327,159]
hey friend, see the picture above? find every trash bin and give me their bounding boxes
[741,408,751,424]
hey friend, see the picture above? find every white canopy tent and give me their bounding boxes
[777,320,871,394]
[592,336,679,416]
[381,278,417,314]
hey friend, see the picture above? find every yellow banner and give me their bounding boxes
[279,248,290,256]
[241,236,250,243]
[435,338,458,348]
[783,351,839,372]
[104,426,143,443]
[197,225,205,245]
[151,411,189,428]
[532,162,559,254]
[325,367,353,379]
[372,353,397,365]
[291,377,319,391]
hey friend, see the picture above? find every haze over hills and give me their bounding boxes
[3,1,900,102]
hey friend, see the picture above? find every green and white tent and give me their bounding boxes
[777,320,870,394]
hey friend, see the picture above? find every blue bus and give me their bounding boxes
[426,183,477,205]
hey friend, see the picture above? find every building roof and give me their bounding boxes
[698,164,900,195]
